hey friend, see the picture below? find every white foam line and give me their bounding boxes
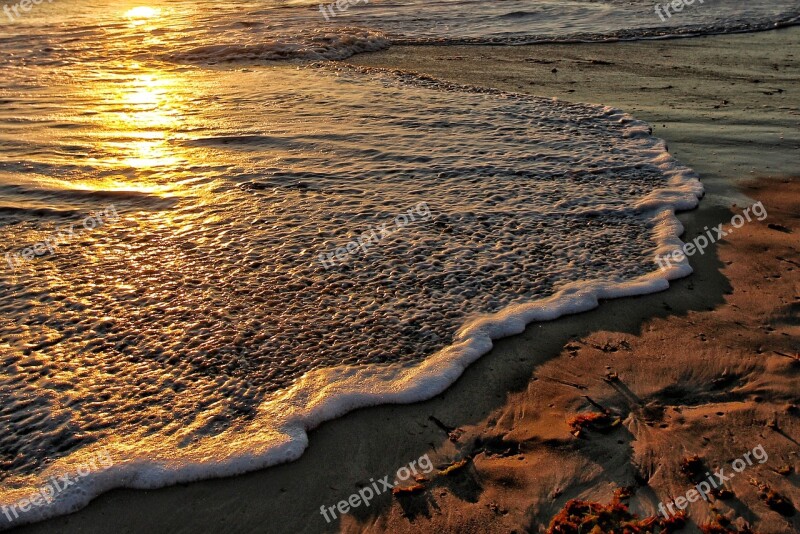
[0,104,703,532]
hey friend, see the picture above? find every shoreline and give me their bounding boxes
[11,28,800,534]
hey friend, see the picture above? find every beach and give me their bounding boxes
[7,26,798,534]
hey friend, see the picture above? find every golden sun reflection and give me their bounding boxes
[91,67,188,174]
[119,136,179,169]
[125,6,162,26]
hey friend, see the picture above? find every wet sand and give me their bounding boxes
[11,27,800,534]
[345,176,799,533]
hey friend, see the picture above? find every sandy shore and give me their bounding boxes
[12,28,800,534]
[345,176,800,533]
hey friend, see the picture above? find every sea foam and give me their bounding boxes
[0,65,703,528]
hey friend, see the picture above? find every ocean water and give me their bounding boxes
[0,0,794,528]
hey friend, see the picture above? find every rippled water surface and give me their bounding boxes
[0,0,798,63]
[0,61,703,523]
[0,0,774,527]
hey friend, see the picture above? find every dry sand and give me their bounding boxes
[11,28,800,534]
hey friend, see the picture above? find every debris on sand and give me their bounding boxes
[567,412,621,438]
[437,458,469,476]
[547,488,686,533]
[749,479,796,517]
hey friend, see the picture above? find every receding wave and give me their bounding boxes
[398,14,800,46]
[3,0,798,67]
[0,66,702,528]
[0,204,79,218]
[163,28,390,63]
[0,179,179,224]
[0,0,788,528]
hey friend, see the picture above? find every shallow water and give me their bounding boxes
[0,0,786,527]
[0,0,798,63]
[0,61,703,526]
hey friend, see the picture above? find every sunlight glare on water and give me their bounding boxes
[1,0,796,527]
